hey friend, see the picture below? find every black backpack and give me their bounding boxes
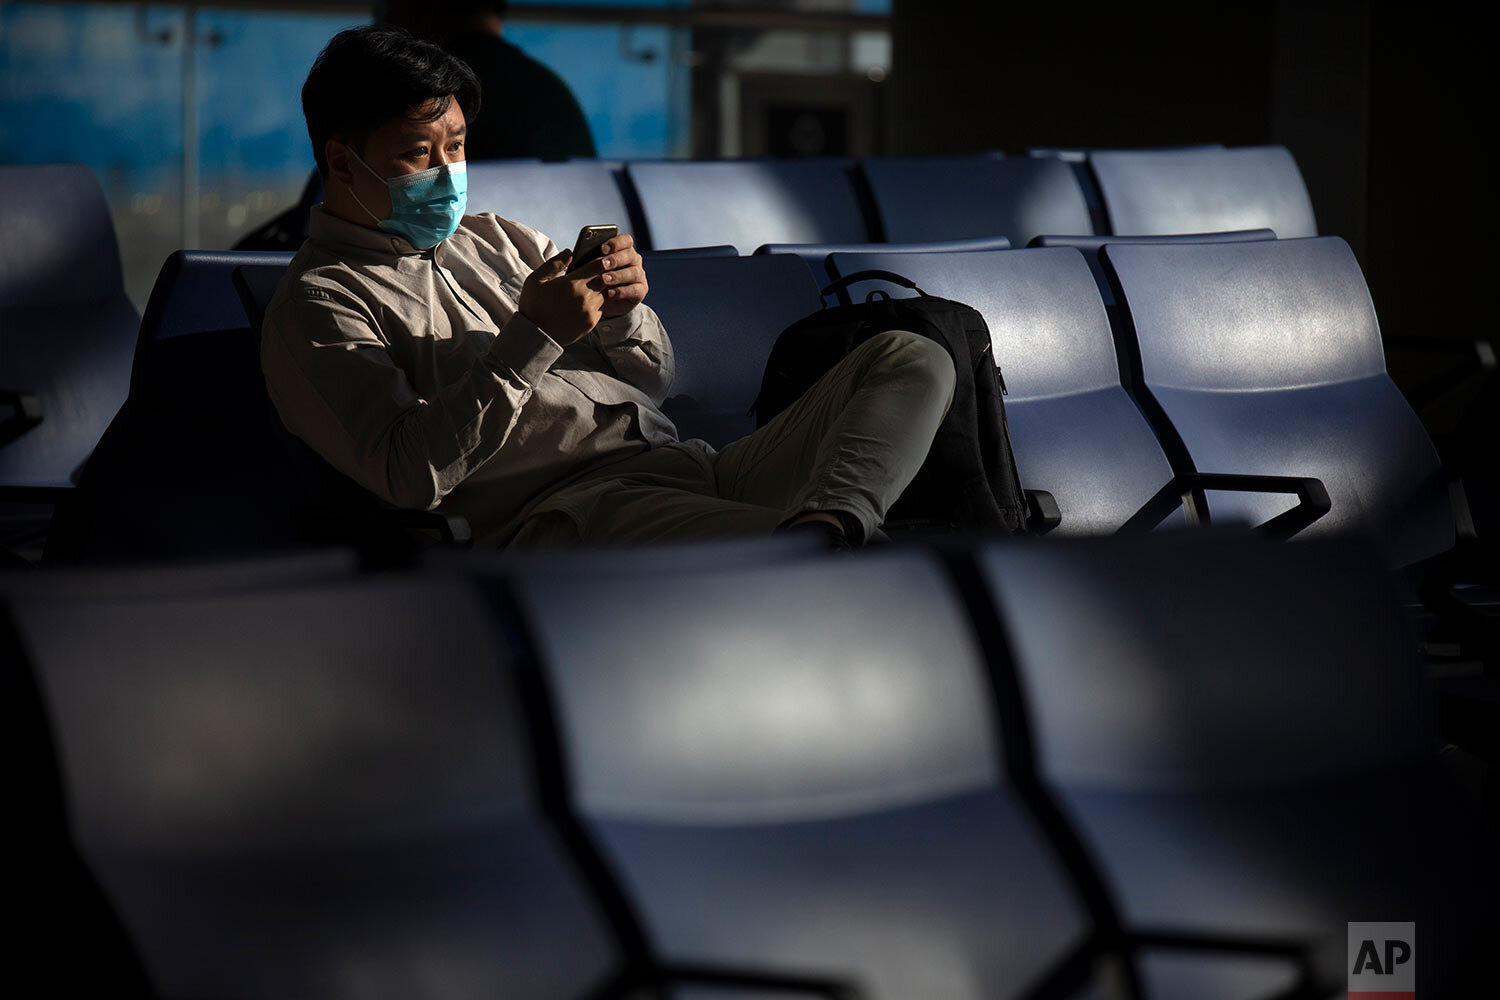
[750,269,1029,535]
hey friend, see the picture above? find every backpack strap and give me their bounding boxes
[819,269,929,301]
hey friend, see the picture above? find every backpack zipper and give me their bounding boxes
[978,340,1007,395]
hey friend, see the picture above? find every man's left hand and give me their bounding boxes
[593,233,648,319]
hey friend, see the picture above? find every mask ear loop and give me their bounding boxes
[340,143,388,226]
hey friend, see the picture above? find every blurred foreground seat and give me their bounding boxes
[4,532,1489,998]
[2,560,620,999]
[508,546,1108,999]
[979,531,1491,997]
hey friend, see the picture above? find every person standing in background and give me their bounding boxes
[236,1,595,251]
[377,0,596,161]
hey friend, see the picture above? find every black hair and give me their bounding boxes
[302,25,482,179]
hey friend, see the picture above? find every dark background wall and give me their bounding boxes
[888,0,1487,366]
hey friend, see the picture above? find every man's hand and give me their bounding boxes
[517,249,605,346]
[592,233,648,319]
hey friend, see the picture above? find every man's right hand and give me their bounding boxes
[517,250,605,346]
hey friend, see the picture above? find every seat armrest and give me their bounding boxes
[1419,537,1500,669]
[655,962,860,999]
[1386,335,1497,413]
[0,485,73,505]
[297,506,474,547]
[1025,489,1061,534]
[1118,472,1331,540]
[0,390,43,448]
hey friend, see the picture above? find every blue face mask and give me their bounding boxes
[347,149,467,249]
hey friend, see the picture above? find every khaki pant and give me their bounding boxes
[509,330,956,546]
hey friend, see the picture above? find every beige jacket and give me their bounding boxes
[260,208,677,543]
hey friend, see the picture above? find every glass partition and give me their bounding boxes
[2,1,888,308]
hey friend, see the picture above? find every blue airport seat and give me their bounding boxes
[755,235,1012,287]
[2,567,620,999]
[509,548,1103,999]
[977,532,1489,997]
[127,250,294,393]
[1028,144,1226,162]
[466,159,635,250]
[0,163,139,493]
[1028,230,1275,305]
[826,248,1177,535]
[48,250,471,562]
[1102,237,1452,569]
[641,244,739,260]
[1088,145,1317,238]
[44,252,315,562]
[230,259,290,331]
[646,254,824,448]
[626,159,871,253]
[859,155,1094,246]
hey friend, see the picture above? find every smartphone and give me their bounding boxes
[568,224,618,273]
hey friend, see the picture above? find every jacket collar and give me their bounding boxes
[308,204,426,258]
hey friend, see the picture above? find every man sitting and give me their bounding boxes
[262,26,954,548]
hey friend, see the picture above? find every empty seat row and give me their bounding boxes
[465,145,1314,255]
[823,238,1450,575]
[2,531,1486,998]
[230,145,1313,257]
